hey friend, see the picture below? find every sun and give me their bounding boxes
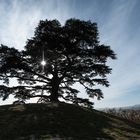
[41,60,46,66]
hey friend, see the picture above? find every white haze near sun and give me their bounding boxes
[0,0,140,108]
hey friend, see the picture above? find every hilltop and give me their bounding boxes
[0,103,140,140]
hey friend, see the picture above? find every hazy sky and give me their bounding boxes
[0,0,140,108]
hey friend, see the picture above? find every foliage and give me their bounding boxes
[0,19,116,108]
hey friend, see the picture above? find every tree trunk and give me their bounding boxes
[50,75,60,102]
[50,90,59,102]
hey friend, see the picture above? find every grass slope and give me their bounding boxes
[0,102,140,140]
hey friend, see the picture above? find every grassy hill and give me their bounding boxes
[0,102,140,140]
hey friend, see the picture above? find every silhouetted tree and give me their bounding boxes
[0,19,116,108]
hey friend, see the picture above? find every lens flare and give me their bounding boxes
[41,60,46,66]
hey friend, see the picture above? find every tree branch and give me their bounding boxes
[29,70,51,81]
[0,74,49,84]
[27,94,50,98]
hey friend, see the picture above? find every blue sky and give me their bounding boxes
[0,0,140,108]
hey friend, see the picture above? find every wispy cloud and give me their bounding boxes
[95,0,140,108]
[0,0,73,50]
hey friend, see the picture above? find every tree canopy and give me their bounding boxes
[0,19,116,108]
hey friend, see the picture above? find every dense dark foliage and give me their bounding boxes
[0,19,116,107]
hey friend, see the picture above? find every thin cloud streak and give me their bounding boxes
[95,0,140,108]
[0,0,72,50]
